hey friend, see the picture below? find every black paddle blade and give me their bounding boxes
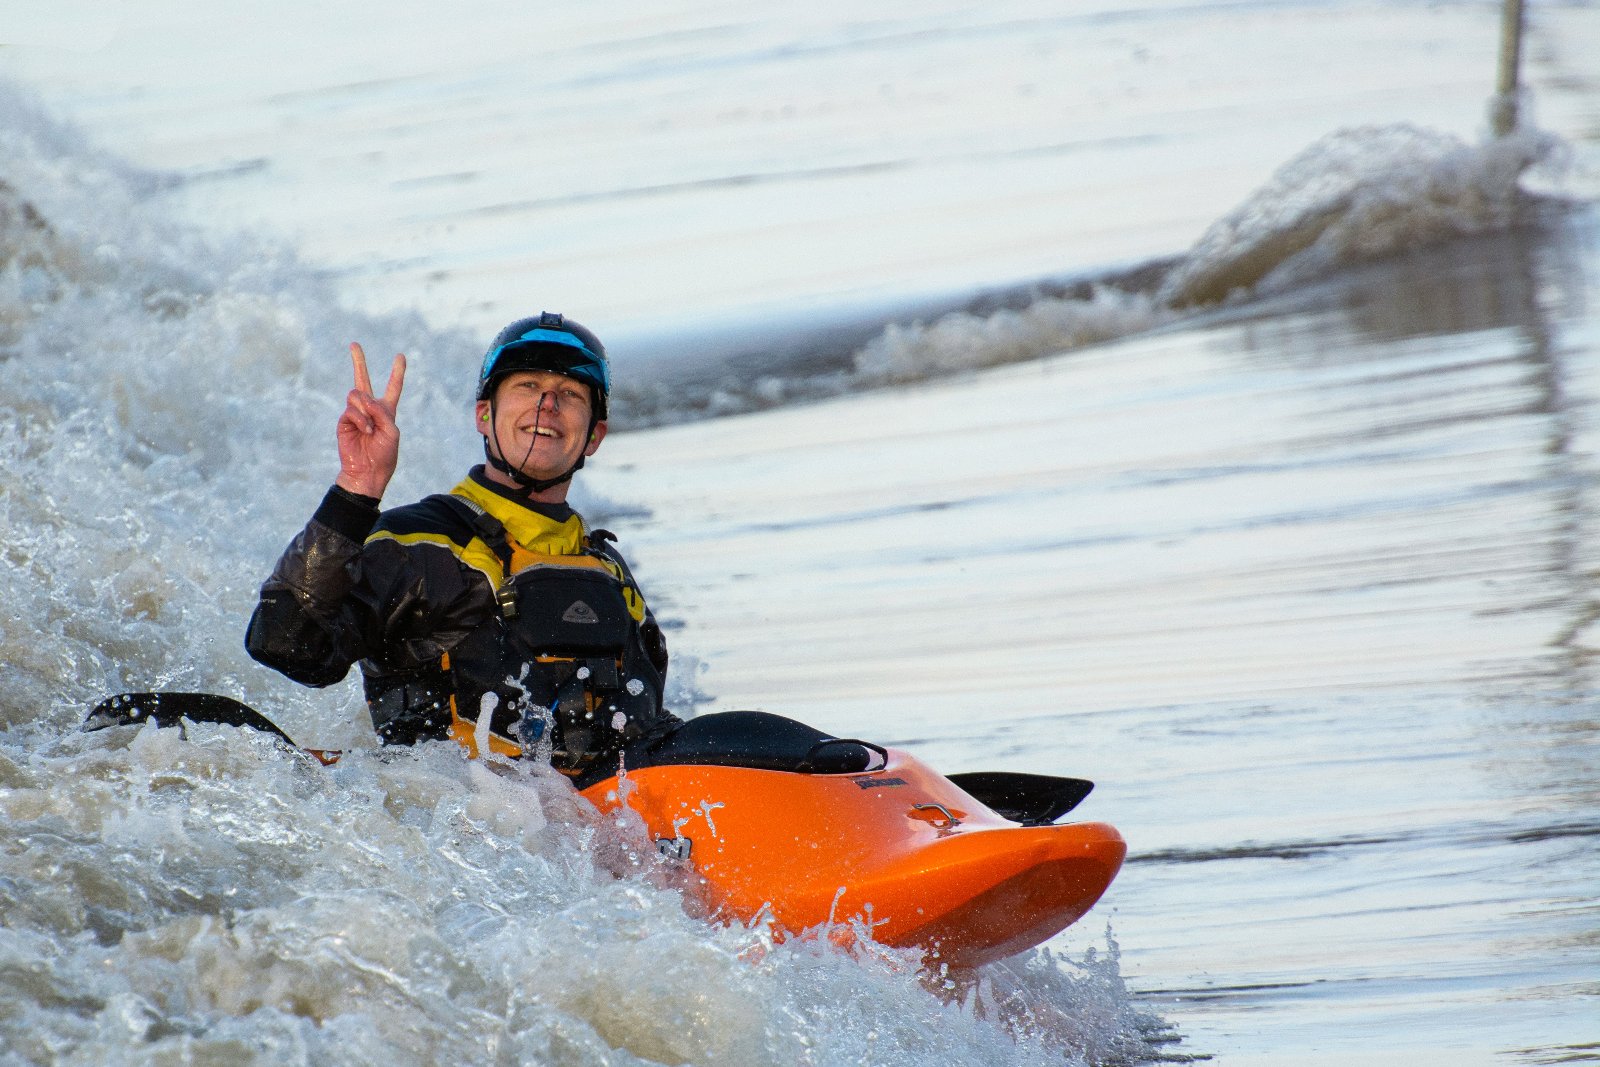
[85,692,299,747]
[947,771,1095,826]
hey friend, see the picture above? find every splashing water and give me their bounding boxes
[0,81,468,745]
[1,724,1165,1065]
[852,287,1169,388]
[1,83,1164,1066]
[1159,123,1559,308]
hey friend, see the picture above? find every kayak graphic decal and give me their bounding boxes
[655,837,692,861]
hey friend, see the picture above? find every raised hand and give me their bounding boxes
[335,342,406,500]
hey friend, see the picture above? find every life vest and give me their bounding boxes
[365,477,670,777]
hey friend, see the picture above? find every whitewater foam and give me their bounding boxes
[1,82,1164,1066]
[851,125,1560,394]
[1160,123,1558,308]
[853,286,1170,387]
[1,723,1166,1065]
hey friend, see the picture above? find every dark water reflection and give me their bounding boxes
[1237,202,1599,668]
[1111,205,1600,1062]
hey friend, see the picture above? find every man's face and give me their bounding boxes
[476,370,606,480]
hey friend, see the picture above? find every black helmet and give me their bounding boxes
[477,312,610,419]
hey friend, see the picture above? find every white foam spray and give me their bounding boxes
[0,83,1166,1066]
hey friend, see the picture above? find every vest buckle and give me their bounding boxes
[495,583,518,619]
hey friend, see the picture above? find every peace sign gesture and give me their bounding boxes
[335,342,407,500]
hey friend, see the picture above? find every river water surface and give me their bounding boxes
[594,213,1600,1063]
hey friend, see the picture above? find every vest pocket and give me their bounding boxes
[502,566,634,657]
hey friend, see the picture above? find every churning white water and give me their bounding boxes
[0,80,1166,1066]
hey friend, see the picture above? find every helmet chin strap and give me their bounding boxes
[484,393,593,496]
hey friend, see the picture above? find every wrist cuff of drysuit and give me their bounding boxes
[314,485,382,542]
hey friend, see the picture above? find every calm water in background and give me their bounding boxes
[3,2,1599,1064]
[10,0,1590,338]
[594,214,1600,1062]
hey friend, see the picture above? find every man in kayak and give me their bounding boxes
[245,313,681,785]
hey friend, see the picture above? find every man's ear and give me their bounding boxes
[474,400,492,438]
[584,421,607,456]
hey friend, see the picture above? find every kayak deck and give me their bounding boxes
[581,748,1124,967]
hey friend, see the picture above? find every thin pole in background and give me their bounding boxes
[1490,0,1527,136]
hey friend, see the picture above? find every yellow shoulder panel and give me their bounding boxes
[365,528,505,587]
[449,477,587,556]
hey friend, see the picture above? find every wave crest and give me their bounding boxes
[609,123,1562,428]
[854,124,1560,394]
[853,286,1169,386]
[1160,123,1557,308]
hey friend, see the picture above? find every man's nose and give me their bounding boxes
[538,389,559,412]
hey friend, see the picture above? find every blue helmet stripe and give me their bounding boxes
[479,328,610,394]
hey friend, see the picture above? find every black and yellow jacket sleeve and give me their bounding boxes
[244,483,490,688]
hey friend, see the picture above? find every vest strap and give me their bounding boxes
[440,494,513,576]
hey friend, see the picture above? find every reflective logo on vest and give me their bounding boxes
[562,600,600,624]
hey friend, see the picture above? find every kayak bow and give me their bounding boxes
[582,747,1124,968]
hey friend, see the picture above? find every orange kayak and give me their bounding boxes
[580,747,1125,968]
[83,694,1124,966]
